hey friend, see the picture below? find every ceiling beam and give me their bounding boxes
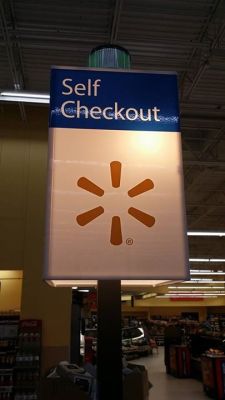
[185,124,225,190]
[184,160,225,168]
[0,1,20,87]
[184,20,225,101]
[188,184,225,228]
[187,203,225,209]
[0,0,26,121]
[180,0,224,98]
[110,0,123,44]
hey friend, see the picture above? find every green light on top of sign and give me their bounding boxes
[89,45,131,69]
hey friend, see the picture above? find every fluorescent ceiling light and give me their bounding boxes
[156,293,217,299]
[190,280,225,283]
[0,95,49,104]
[1,91,50,99]
[189,258,225,263]
[187,278,225,283]
[191,271,225,275]
[164,292,217,295]
[165,293,225,296]
[168,286,224,289]
[0,91,50,104]
[168,291,225,294]
[162,293,216,296]
[190,269,212,272]
[169,294,225,296]
[188,231,225,237]
[189,278,213,282]
[78,289,89,292]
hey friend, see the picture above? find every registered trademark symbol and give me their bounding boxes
[126,238,133,245]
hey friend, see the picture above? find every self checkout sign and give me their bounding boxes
[44,67,189,280]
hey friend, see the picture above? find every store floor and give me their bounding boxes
[133,347,208,400]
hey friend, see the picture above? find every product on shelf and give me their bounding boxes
[0,313,19,400]
[14,320,42,400]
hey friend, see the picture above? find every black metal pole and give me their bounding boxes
[88,45,130,400]
[70,290,82,365]
[97,280,122,400]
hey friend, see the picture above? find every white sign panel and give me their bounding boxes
[44,67,189,280]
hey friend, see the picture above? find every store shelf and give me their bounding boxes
[0,387,13,390]
[14,386,38,390]
[14,320,42,400]
[0,369,13,372]
[14,366,39,370]
[0,314,19,399]
[155,335,165,346]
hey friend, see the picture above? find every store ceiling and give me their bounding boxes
[1,0,225,294]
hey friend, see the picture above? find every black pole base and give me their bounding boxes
[97,280,122,400]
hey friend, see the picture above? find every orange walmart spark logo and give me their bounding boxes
[76,161,155,245]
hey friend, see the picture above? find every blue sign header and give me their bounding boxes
[49,67,180,132]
